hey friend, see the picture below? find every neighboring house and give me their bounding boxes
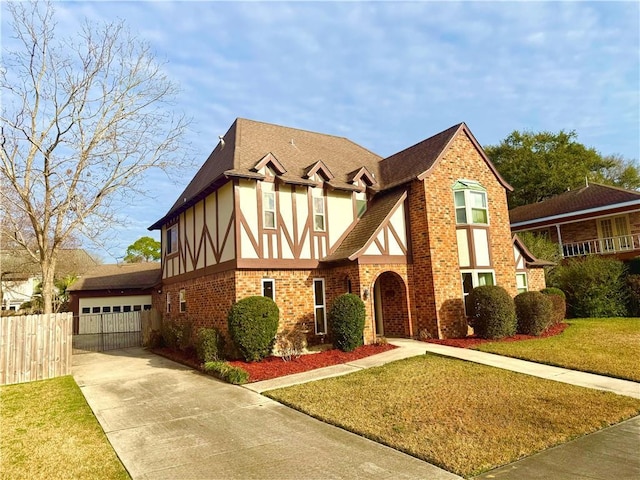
[0,249,97,311]
[510,183,640,260]
[67,262,161,316]
[149,118,544,341]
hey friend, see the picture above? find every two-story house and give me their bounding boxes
[149,118,544,342]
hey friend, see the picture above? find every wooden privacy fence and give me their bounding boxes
[0,313,72,386]
[77,311,142,334]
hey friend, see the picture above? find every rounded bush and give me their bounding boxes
[468,286,516,340]
[329,293,366,352]
[515,291,553,336]
[227,296,279,362]
[540,287,565,299]
[541,289,566,325]
[196,327,223,363]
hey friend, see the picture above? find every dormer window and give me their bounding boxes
[347,167,377,191]
[252,153,287,177]
[304,161,334,184]
[453,180,488,225]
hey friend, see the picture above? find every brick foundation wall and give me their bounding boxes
[234,265,361,345]
[153,270,236,339]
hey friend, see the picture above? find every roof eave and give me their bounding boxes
[510,200,640,229]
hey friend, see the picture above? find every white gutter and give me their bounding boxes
[511,200,640,229]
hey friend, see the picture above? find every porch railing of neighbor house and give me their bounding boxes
[562,234,640,258]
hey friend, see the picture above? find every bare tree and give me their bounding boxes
[1,2,188,313]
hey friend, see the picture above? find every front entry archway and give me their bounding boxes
[372,271,410,337]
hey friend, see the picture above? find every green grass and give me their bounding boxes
[0,376,130,480]
[266,354,640,478]
[475,318,640,382]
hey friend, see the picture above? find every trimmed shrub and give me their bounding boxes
[160,320,181,350]
[329,293,366,352]
[550,257,628,318]
[541,288,566,325]
[195,327,223,363]
[203,361,249,385]
[540,287,565,299]
[227,296,279,362]
[468,286,516,340]
[515,291,553,336]
[627,274,640,317]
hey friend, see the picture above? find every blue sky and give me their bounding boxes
[3,1,639,262]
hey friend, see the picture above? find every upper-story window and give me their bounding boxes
[166,225,178,254]
[263,191,276,229]
[355,191,367,218]
[453,180,488,225]
[313,197,325,231]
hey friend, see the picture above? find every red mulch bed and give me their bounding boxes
[151,343,396,383]
[424,322,569,348]
[229,344,397,382]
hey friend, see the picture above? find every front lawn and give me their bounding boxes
[0,376,130,480]
[474,318,640,382]
[266,354,640,478]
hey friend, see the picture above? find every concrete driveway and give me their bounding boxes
[73,348,460,480]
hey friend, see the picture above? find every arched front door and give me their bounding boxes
[373,271,410,337]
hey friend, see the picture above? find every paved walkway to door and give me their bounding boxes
[73,348,460,480]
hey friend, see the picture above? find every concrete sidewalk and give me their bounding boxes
[248,338,640,399]
[73,348,459,480]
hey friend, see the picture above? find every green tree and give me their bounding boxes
[124,236,161,263]
[485,130,640,208]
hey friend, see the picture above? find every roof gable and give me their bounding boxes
[304,160,334,182]
[322,189,407,262]
[379,123,512,191]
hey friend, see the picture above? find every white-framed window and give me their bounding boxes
[102,306,111,313]
[263,191,276,229]
[516,273,528,294]
[92,307,100,313]
[113,306,121,313]
[166,225,178,254]
[179,289,186,313]
[82,307,90,314]
[123,305,132,312]
[262,278,275,301]
[461,270,495,314]
[166,293,171,313]
[313,278,327,334]
[313,197,325,231]
[453,180,489,225]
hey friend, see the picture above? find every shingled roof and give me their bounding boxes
[510,183,640,227]
[149,118,383,229]
[322,189,407,262]
[68,262,161,292]
[378,122,512,190]
[150,118,510,231]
